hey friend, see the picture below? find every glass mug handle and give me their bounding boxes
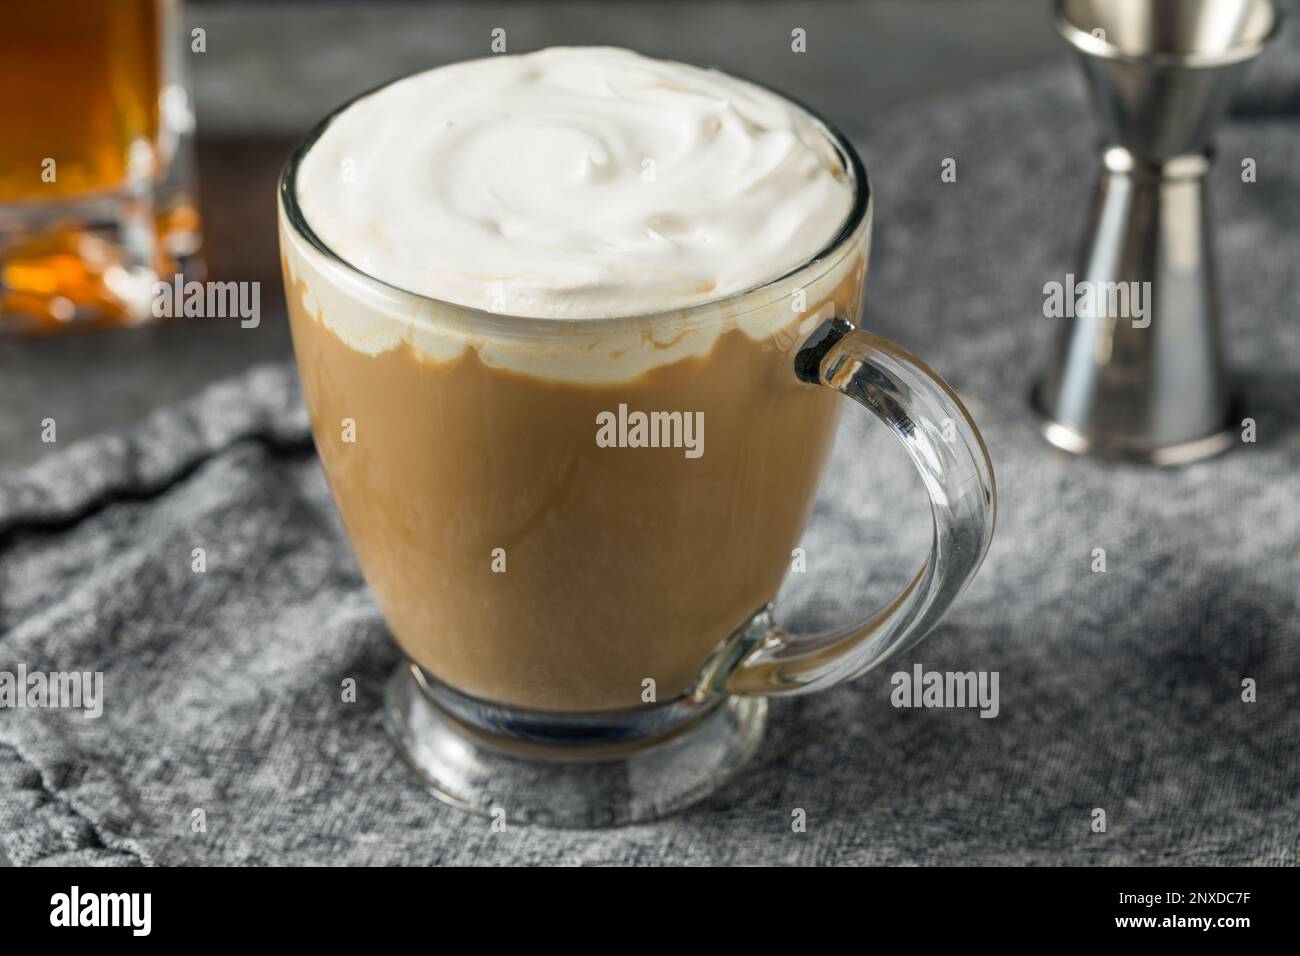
[699,316,997,697]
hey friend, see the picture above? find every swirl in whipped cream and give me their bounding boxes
[295,46,854,319]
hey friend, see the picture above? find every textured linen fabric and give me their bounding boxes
[2,41,1299,865]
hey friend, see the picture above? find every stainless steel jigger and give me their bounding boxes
[1034,0,1282,464]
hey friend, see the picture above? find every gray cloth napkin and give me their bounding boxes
[3,39,1299,865]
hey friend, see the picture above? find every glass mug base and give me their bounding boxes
[383,664,768,827]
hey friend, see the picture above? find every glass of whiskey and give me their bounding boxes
[0,0,202,332]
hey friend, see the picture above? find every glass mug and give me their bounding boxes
[279,68,996,827]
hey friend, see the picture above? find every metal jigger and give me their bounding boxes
[1034,0,1282,464]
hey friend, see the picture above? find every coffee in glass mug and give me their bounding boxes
[279,47,995,826]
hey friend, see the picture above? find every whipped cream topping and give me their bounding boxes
[295,46,854,319]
